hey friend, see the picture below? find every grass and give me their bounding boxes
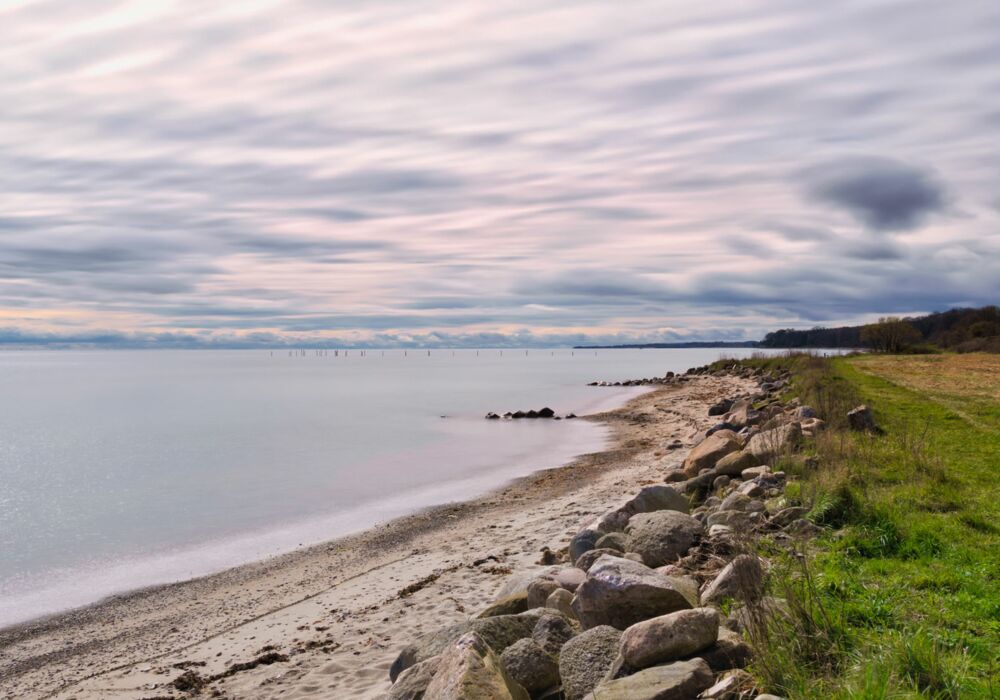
[714,353,1000,699]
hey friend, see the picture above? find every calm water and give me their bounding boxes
[0,347,770,625]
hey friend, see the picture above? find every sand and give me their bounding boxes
[0,373,751,699]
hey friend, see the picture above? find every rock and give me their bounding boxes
[801,417,826,435]
[478,591,529,618]
[683,433,741,477]
[714,450,759,477]
[595,531,628,552]
[723,399,762,429]
[756,695,787,700]
[595,486,690,533]
[794,405,817,419]
[538,407,555,418]
[532,613,577,657]
[536,546,558,565]
[664,468,687,481]
[701,555,765,605]
[708,399,734,416]
[498,567,562,599]
[387,655,442,700]
[719,491,752,512]
[847,404,879,432]
[545,588,577,620]
[623,552,645,563]
[708,524,733,538]
[584,658,714,700]
[528,578,561,609]
[770,506,808,527]
[571,555,698,630]
[574,548,621,572]
[625,511,704,567]
[746,423,802,460]
[570,529,601,563]
[424,631,529,700]
[735,480,763,497]
[698,627,752,672]
[785,518,821,536]
[500,638,559,695]
[706,422,739,437]
[555,567,587,592]
[558,626,622,700]
[619,608,720,669]
[698,669,754,699]
[705,510,752,530]
[740,465,771,480]
[712,475,731,490]
[391,621,472,681]
[485,412,501,420]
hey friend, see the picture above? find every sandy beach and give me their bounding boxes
[0,373,750,700]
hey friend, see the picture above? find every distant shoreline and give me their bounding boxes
[574,341,759,349]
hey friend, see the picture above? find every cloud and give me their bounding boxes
[803,157,949,231]
[0,0,997,346]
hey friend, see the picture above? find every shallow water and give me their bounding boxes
[0,347,772,625]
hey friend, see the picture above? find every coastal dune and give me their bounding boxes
[0,373,750,699]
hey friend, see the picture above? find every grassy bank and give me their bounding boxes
[717,353,999,698]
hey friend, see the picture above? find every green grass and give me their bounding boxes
[723,353,1000,699]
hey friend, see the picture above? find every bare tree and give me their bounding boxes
[860,317,921,353]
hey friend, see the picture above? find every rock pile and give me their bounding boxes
[387,365,828,699]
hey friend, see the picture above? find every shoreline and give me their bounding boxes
[0,386,643,630]
[0,374,750,699]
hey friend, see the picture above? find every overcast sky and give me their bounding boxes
[1,0,998,347]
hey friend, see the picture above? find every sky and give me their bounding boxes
[1,0,999,348]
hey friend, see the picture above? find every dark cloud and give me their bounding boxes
[804,157,948,231]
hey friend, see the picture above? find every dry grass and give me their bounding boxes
[851,353,1000,401]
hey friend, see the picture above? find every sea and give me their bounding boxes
[0,347,781,626]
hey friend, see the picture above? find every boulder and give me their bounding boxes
[532,613,577,657]
[794,405,816,419]
[698,627,752,672]
[770,506,808,527]
[497,567,562,599]
[619,608,719,669]
[574,548,621,572]
[387,655,441,700]
[708,399,734,416]
[683,433,740,477]
[723,399,762,429]
[735,480,763,497]
[558,626,622,700]
[719,492,752,512]
[538,407,556,418]
[713,450,759,477]
[847,404,879,433]
[424,631,529,700]
[571,555,698,630]
[390,621,472,681]
[569,529,601,563]
[527,578,560,609]
[595,531,628,552]
[746,423,802,460]
[705,510,752,530]
[478,591,529,619]
[545,588,577,620]
[583,658,714,700]
[595,486,690,533]
[556,567,587,592]
[740,465,771,480]
[500,638,559,695]
[625,511,704,567]
[701,555,765,605]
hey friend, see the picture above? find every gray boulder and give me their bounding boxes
[746,423,801,460]
[574,547,620,572]
[424,631,529,700]
[478,591,528,618]
[497,566,562,598]
[701,555,765,605]
[558,625,622,700]
[500,638,559,695]
[699,627,752,672]
[683,433,740,477]
[625,511,704,567]
[527,578,560,608]
[595,531,628,552]
[619,607,719,669]
[390,621,472,681]
[583,658,714,700]
[714,450,759,477]
[569,529,601,563]
[532,613,577,657]
[847,404,879,433]
[387,655,441,700]
[571,555,698,630]
[545,588,577,620]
